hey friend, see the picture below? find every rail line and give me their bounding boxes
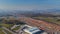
[18,17,60,34]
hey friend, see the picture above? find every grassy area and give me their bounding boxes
[33,17,60,25]
[0,24,5,34]
[4,29,12,34]
[0,24,13,34]
[43,17,60,25]
[0,31,5,34]
[0,28,3,30]
[0,24,14,28]
[12,26,20,31]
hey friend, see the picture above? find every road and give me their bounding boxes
[11,25,19,29]
[18,17,60,34]
[2,27,17,34]
[17,25,25,34]
[2,30,7,34]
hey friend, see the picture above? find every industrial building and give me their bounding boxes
[22,25,47,34]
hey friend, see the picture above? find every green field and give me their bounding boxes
[13,26,20,30]
[4,29,12,34]
[32,17,60,25]
[0,24,14,28]
[0,31,5,34]
[0,28,5,34]
[0,24,14,34]
[0,28,3,30]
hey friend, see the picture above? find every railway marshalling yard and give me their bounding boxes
[18,17,60,34]
[0,17,60,34]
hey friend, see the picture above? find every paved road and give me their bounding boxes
[18,17,60,34]
[2,30,7,34]
[11,25,19,29]
[17,26,24,34]
[2,27,17,34]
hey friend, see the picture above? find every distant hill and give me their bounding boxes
[0,9,60,17]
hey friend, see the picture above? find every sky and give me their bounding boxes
[0,0,60,10]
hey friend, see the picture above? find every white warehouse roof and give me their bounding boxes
[22,25,47,34]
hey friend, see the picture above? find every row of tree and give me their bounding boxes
[0,17,26,25]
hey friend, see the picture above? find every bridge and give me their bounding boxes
[18,17,60,34]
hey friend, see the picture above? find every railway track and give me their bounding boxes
[18,17,60,34]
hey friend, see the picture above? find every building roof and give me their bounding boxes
[23,25,43,34]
